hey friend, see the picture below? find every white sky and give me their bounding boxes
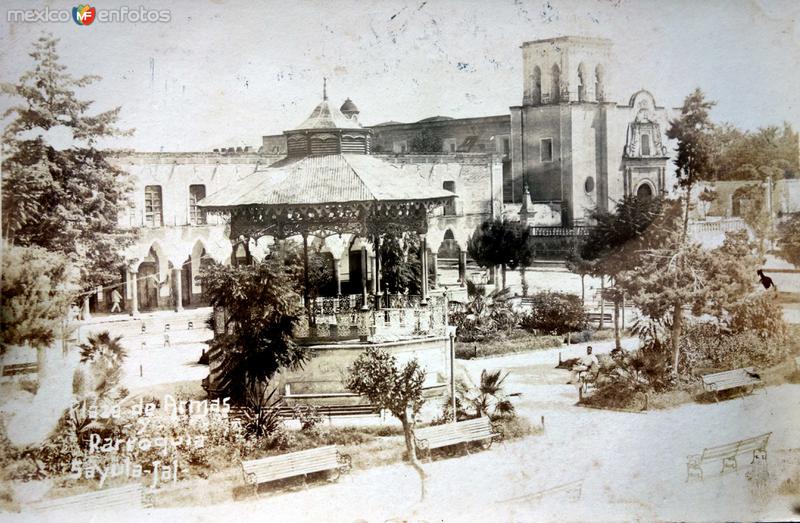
[0,0,798,152]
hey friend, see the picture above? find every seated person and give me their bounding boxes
[568,346,599,385]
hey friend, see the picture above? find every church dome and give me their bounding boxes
[340,98,359,115]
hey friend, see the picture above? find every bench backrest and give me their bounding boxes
[31,484,144,513]
[702,367,759,390]
[242,445,339,483]
[2,362,38,377]
[415,417,493,445]
[701,432,771,461]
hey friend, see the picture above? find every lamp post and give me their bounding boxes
[446,325,457,423]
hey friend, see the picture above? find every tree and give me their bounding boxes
[77,331,127,398]
[733,183,772,255]
[344,347,427,500]
[667,89,717,239]
[201,254,307,401]
[709,122,799,181]
[776,213,800,267]
[467,219,534,291]
[579,196,669,348]
[1,34,133,290]
[409,129,443,153]
[1,242,78,353]
[380,232,422,295]
[619,228,759,374]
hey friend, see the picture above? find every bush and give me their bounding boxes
[450,287,520,342]
[520,291,586,335]
[727,292,788,339]
[682,323,790,372]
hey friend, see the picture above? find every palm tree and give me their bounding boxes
[78,331,127,397]
[470,369,518,420]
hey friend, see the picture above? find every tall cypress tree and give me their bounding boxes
[1,34,134,290]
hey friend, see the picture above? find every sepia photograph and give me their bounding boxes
[0,0,798,521]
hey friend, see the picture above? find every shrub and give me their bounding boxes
[450,286,519,342]
[292,404,323,433]
[727,292,788,339]
[520,291,586,335]
[682,323,789,372]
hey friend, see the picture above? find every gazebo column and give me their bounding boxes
[419,233,429,306]
[333,257,342,296]
[373,235,382,310]
[458,249,467,287]
[430,251,438,288]
[302,233,312,322]
[360,244,369,310]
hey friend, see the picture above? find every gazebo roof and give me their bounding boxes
[199,154,455,209]
[292,99,360,131]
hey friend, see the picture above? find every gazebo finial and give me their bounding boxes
[323,77,328,101]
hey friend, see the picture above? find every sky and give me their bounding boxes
[0,0,798,152]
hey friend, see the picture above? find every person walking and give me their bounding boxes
[111,287,123,313]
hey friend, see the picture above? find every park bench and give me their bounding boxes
[686,432,771,481]
[29,484,151,513]
[701,367,764,400]
[414,417,502,461]
[241,445,352,493]
[1,362,38,377]
[499,479,584,504]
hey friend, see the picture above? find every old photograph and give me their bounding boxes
[0,0,799,521]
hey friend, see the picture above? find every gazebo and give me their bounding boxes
[199,86,457,403]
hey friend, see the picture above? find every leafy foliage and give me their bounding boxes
[708,122,799,181]
[667,88,717,236]
[0,242,78,352]
[77,331,128,398]
[241,383,284,438]
[776,213,800,267]
[467,219,535,289]
[409,128,443,153]
[201,254,306,401]
[1,34,134,288]
[519,291,586,336]
[380,232,423,295]
[344,346,428,499]
[449,285,518,342]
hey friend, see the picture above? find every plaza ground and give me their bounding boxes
[9,336,799,523]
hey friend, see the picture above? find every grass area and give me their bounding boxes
[455,328,625,359]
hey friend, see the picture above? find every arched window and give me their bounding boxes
[577,63,587,102]
[551,64,561,103]
[636,183,653,200]
[532,66,542,104]
[595,64,605,102]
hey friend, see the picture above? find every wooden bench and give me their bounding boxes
[29,484,150,513]
[414,417,502,461]
[1,362,38,377]
[686,432,771,481]
[701,367,764,400]
[241,445,351,493]
[499,479,583,504]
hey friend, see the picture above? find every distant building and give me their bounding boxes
[95,35,674,315]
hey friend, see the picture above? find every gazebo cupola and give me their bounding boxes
[284,80,371,157]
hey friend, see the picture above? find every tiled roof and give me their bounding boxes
[199,154,455,209]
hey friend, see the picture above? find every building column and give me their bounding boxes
[458,249,467,287]
[429,252,438,288]
[360,244,369,310]
[419,233,429,306]
[129,270,139,316]
[173,267,184,312]
[302,233,311,322]
[333,257,342,296]
[373,236,382,310]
